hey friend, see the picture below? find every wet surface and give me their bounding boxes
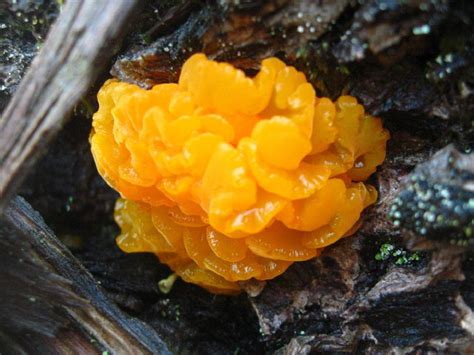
[5,0,474,353]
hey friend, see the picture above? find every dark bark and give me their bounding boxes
[1,0,474,353]
[0,0,141,211]
[390,145,474,245]
[0,197,170,354]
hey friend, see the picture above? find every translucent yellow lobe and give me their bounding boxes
[90,53,389,294]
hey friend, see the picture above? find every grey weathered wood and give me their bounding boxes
[0,196,171,354]
[0,0,141,211]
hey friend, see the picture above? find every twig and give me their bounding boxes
[0,0,141,211]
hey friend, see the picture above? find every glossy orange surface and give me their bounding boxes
[90,53,389,294]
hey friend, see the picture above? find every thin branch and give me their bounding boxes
[0,0,141,211]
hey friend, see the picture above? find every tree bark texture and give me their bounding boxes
[0,0,141,211]
[0,197,170,354]
[1,0,474,353]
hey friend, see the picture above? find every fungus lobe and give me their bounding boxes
[90,53,389,294]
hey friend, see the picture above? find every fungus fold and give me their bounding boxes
[90,53,389,294]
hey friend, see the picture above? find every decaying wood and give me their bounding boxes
[0,197,171,354]
[2,0,474,353]
[0,0,141,211]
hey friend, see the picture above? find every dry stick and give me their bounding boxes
[0,2,172,352]
[2,197,171,354]
[0,0,139,211]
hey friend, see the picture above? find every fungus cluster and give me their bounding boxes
[90,54,389,294]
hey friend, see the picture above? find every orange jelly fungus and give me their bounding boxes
[90,53,389,294]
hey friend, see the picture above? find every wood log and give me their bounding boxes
[0,0,141,211]
[2,0,474,353]
[0,196,171,354]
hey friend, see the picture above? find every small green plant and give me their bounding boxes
[375,243,421,266]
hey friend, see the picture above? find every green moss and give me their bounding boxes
[337,65,350,75]
[296,46,309,59]
[375,243,421,266]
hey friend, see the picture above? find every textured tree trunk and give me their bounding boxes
[1,0,474,353]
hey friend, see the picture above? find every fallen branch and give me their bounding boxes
[0,197,171,354]
[0,0,141,211]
